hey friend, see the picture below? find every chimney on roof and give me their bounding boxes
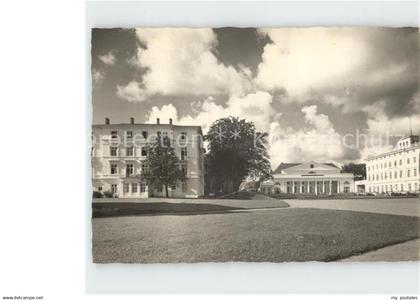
[169,118,173,125]
[156,118,160,125]
[105,117,110,125]
[130,117,134,124]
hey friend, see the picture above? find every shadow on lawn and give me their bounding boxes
[92,202,246,218]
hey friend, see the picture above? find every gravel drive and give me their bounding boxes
[285,197,420,217]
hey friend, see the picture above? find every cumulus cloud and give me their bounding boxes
[268,105,360,167]
[146,98,360,167]
[92,68,105,85]
[104,27,418,165]
[98,51,116,65]
[116,81,147,102]
[117,28,254,102]
[256,28,419,116]
[146,104,179,124]
[146,91,275,133]
[256,28,368,97]
[118,27,418,119]
[363,99,420,137]
[357,95,420,159]
[359,143,394,162]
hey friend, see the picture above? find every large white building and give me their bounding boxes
[365,135,420,194]
[260,162,355,195]
[92,117,205,198]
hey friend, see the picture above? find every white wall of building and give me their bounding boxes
[92,119,205,198]
[365,136,420,194]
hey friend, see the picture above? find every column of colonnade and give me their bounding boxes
[285,180,336,195]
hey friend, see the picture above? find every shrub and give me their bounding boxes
[390,192,402,197]
[93,191,103,198]
[346,192,357,196]
[103,191,114,198]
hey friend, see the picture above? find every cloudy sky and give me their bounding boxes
[91,27,419,168]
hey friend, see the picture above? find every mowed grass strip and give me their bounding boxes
[92,202,242,218]
[92,208,420,263]
[92,199,289,218]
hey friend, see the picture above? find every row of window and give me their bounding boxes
[110,130,188,140]
[103,182,188,194]
[369,183,419,193]
[154,182,188,193]
[368,168,418,181]
[110,163,187,176]
[368,148,417,161]
[261,186,351,194]
[398,140,412,148]
[110,163,138,176]
[122,183,146,193]
[284,180,348,184]
[109,146,188,159]
[110,146,147,157]
[367,156,417,171]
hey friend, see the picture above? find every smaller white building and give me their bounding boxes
[260,162,354,195]
[354,179,368,193]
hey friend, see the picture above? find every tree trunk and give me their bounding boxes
[165,184,169,198]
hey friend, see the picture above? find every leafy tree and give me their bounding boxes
[205,117,272,194]
[341,163,366,180]
[142,136,186,197]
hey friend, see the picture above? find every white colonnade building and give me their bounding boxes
[260,162,354,195]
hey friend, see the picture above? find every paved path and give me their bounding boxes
[285,197,420,261]
[285,197,420,217]
[341,238,420,261]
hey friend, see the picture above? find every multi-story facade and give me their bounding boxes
[365,135,420,194]
[92,117,205,198]
[260,162,354,195]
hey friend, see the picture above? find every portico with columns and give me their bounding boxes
[260,162,354,195]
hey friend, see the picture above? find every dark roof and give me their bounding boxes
[273,162,339,174]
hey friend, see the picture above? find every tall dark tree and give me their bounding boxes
[341,163,366,180]
[205,117,271,194]
[142,136,186,197]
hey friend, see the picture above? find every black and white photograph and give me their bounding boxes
[3,1,420,299]
[91,27,420,263]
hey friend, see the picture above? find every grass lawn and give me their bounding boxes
[92,196,289,218]
[92,202,243,218]
[92,208,420,263]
